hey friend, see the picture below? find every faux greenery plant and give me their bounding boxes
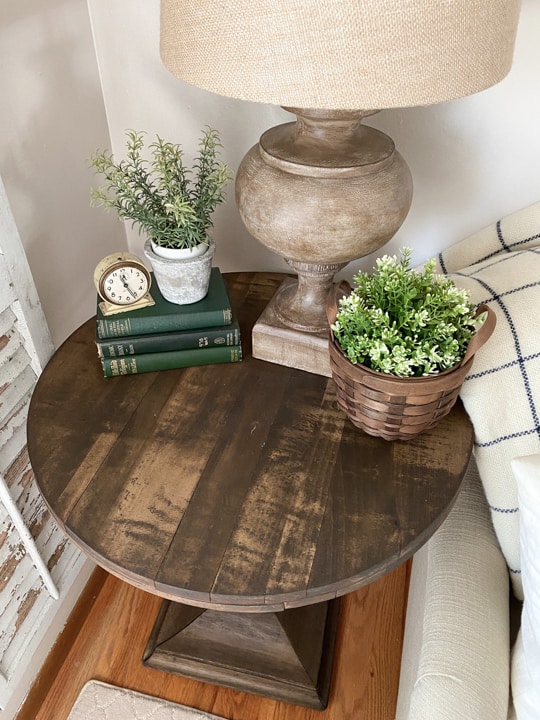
[90,128,232,250]
[331,248,478,377]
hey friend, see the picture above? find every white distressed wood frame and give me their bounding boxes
[0,175,93,716]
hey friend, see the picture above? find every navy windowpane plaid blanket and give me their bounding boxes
[434,201,540,600]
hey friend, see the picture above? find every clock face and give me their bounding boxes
[101,263,150,305]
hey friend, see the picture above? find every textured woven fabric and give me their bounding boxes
[68,681,226,720]
[435,201,540,600]
[395,459,510,720]
[160,0,520,109]
[511,454,540,720]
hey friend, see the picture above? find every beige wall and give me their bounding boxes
[0,0,126,348]
[1,0,539,346]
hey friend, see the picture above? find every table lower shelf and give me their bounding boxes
[143,598,341,710]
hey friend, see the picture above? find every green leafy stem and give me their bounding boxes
[90,128,232,250]
[332,248,478,377]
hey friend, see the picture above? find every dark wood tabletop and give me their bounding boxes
[27,271,474,613]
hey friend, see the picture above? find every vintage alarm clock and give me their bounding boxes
[94,252,155,315]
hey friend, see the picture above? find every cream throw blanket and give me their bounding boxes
[434,201,540,600]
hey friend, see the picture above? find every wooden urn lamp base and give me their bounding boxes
[252,277,333,378]
[236,108,414,377]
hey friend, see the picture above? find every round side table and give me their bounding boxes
[27,272,473,709]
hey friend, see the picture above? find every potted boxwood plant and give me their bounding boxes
[90,127,232,304]
[326,248,496,440]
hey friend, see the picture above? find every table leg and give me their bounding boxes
[143,598,341,710]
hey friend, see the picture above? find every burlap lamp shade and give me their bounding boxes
[160,0,521,376]
[161,0,520,109]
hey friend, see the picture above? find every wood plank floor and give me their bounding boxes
[18,562,410,720]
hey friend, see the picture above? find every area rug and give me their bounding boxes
[67,680,227,720]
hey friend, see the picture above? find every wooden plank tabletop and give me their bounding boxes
[27,271,473,612]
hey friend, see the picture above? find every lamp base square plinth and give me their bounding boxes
[252,280,331,377]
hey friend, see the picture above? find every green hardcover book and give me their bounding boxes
[101,345,242,377]
[96,317,241,357]
[96,267,233,339]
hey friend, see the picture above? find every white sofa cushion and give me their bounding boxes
[510,454,540,720]
[435,200,540,600]
[395,459,510,720]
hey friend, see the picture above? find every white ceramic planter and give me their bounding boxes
[144,237,215,305]
[150,241,208,260]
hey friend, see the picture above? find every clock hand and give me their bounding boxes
[119,273,138,299]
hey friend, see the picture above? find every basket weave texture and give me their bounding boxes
[327,284,496,441]
[329,335,473,441]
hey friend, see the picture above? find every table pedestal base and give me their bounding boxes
[143,598,341,709]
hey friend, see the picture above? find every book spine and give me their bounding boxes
[101,345,242,377]
[96,307,233,339]
[96,323,241,358]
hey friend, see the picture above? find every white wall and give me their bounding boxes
[87,0,284,276]
[88,0,540,282]
[0,5,107,715]
[0,0,127,348]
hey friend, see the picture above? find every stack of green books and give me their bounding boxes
[96,267,242,377]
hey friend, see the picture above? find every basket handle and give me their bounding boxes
[326,280,352,326]
[460,304,497,366]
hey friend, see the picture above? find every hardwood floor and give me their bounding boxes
[17,561,410,720]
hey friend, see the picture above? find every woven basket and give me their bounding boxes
[327,283,496,441]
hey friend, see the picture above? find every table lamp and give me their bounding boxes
[160,0,520,376]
